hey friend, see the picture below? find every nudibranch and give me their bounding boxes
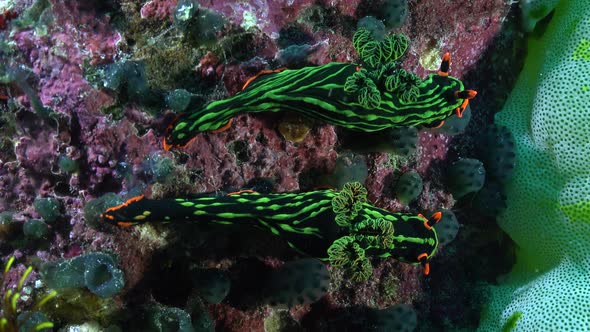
[101,182,441,281]
[163,28,476,150]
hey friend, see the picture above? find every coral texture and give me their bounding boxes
[479,0,590,330]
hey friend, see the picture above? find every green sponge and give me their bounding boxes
[166,89,193,113]
[430,104,472,136]
[145,305,195,332]
[393,171,423,205]
[34,197,61,223]
[192,268,230,304]
[23,219,49,239]
[263,258,330,307]
[478,0,590,330]
[368,304,417,332]
[447,158,486,199]
[475,124,516,184]
[40,252,125,298]
[432,209,459,246]
[473,181,507,218]
[84,193,125,229]
[338,127,418,155]
[84,254,126,298]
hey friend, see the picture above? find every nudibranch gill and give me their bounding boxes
[163,28,476,150]
[101,182,441,281]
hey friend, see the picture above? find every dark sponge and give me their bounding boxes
[263,258,330,308]
[475,124,516,184]
[447,158,486,199]
[393,171,423,205]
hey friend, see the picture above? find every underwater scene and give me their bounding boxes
[0,0,589,331]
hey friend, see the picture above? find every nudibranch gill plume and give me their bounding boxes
[101,182,442,281]
[163,28,476,150]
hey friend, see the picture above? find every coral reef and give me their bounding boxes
[0,257,56,332]
[0,0,523,330]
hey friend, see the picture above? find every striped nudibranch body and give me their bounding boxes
[163,29,476,150]
[164,63,471,150]
[101,183,440,280]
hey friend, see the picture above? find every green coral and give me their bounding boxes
[1,257,56,332]
[501,311,522,332]
[478,0,590,330]
[572,38,590,61]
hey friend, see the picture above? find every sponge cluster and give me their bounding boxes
[263,258,330,308]
[367,304,417,332]
[41,252,125,298]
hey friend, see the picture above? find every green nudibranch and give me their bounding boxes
[163,28,476,150]
[101,182,441,281]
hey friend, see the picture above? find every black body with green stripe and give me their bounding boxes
[101,183,438,280]
[165,62,466,148]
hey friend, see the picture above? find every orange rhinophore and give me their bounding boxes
[419,212,443,230]
[454,90,478,117]
[437,52,451,77]
[417,253,430,275]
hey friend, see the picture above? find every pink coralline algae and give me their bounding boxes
[0,0,517,330]
[13,1,120,113]
[15,130,59,175]
[140,0,178,20]
[403,0,509,78]
[179,113,338,193]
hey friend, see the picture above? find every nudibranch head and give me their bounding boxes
[328,183,441,279]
